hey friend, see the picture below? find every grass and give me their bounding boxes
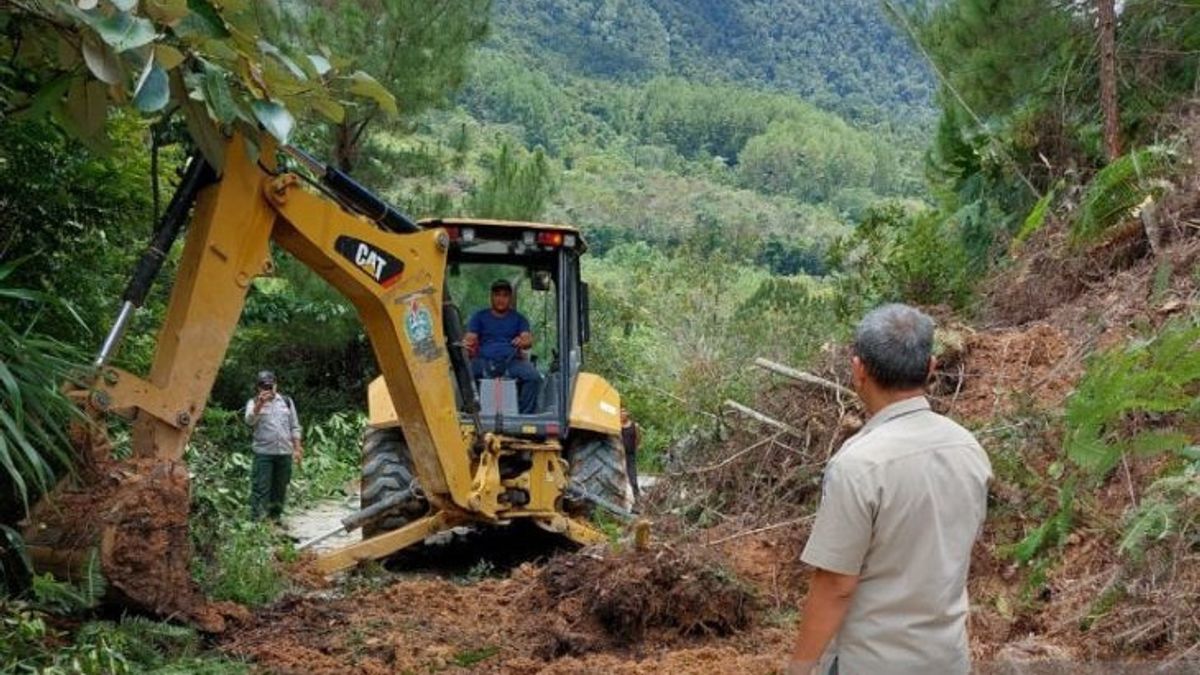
[453,645,500,667]
[193,520,289,606]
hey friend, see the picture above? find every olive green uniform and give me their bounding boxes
[244,394,301,520]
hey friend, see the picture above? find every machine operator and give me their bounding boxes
[464,279,541,414]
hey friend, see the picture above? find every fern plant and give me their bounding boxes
[30,549,105,615]
[1064,317,1200,477]
[1119,460,1200,561]
[1071,145,1176,244]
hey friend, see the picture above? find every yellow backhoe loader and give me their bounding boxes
[20,132,633,626]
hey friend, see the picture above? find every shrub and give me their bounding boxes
[1072,145,1177,244]
[1064,317,1200,477]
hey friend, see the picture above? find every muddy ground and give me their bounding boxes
[218,221,1199,673]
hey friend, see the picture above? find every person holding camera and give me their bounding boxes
[243,370,302,522]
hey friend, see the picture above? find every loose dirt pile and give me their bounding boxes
[540,546,757,643]
[221,545,777,674]
[932,322,1080,423]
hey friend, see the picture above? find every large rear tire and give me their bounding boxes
[360,426,428,538]
[566,433,634,515]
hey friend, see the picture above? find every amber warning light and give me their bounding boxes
[537,231,577,248]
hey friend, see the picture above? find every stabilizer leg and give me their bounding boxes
[314,511,458,575]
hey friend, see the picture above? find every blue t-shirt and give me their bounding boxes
[468,309,531,361]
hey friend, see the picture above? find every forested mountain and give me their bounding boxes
[489,0,934,125]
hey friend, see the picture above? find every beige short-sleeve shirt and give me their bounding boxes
[801,396,992,675]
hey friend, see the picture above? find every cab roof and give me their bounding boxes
[419,217,588,252]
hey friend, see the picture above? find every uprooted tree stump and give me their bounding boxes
[21,458,248,632]
[539,546,758,643]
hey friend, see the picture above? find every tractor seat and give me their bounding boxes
[478,378,519,418]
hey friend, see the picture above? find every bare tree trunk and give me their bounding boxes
[1098,0,1122,161]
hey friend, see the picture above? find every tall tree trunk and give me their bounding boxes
[1098,0,1122,161]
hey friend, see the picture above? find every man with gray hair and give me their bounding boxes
[787,304,992,674]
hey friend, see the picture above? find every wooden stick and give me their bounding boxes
[705,516,814,546]
[723,400,803,437]
[675,432,781,475]
[753,357,856,400]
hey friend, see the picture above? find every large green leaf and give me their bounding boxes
[144,0,189,25]
[200,64,237,123]
[81,34,124,84]
[65,78,108,140]
[307,53,332,77]
[258,40,306,80]
[251,99,294,143]
[92,11,158,52]
[348,71,398,115]
[134,62,170,112]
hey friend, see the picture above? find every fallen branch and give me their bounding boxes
[705,516,814,546]
[723,400,803,437]
[753,357,856,400]
[674,432,782,476]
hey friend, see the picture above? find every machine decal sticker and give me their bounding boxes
[334,235,404,287]
[599,401,617,416]
[405,298,440,361]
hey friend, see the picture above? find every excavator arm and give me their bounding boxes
[19,134,514,624]
[23,132,617,625]
[94,134,476,510]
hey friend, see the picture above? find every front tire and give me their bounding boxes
[360,426,428,538]
[565,433,634,515]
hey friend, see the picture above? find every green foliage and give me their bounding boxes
[827,202,973,315]
[467,144,556,221]
[1009,481,1076,565]
[490,0,934,125]
[0,599,247,674]
[30,550,105,615]
[739,117,878,202]
[298,0,489,169]
[453,645,501,667]
[1013,183,1059,248]
[1072,145,1177,244]
[193,520,286,606]
[1119,461,1200,561]
[0,0,396,149]
[1064,318,1200,477]
[0,115,163,343]
[0,261,84,510]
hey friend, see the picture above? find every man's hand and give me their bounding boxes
[463,332,479,357]
[253,389,272,412]
[511,331,533,349]
[292,441,303,468]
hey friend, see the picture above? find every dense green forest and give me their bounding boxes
[2,0,1199,670]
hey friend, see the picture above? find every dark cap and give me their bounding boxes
[490,279,513,293]
[256,370,276,387]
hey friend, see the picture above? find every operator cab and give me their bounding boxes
[422,218,590,440]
